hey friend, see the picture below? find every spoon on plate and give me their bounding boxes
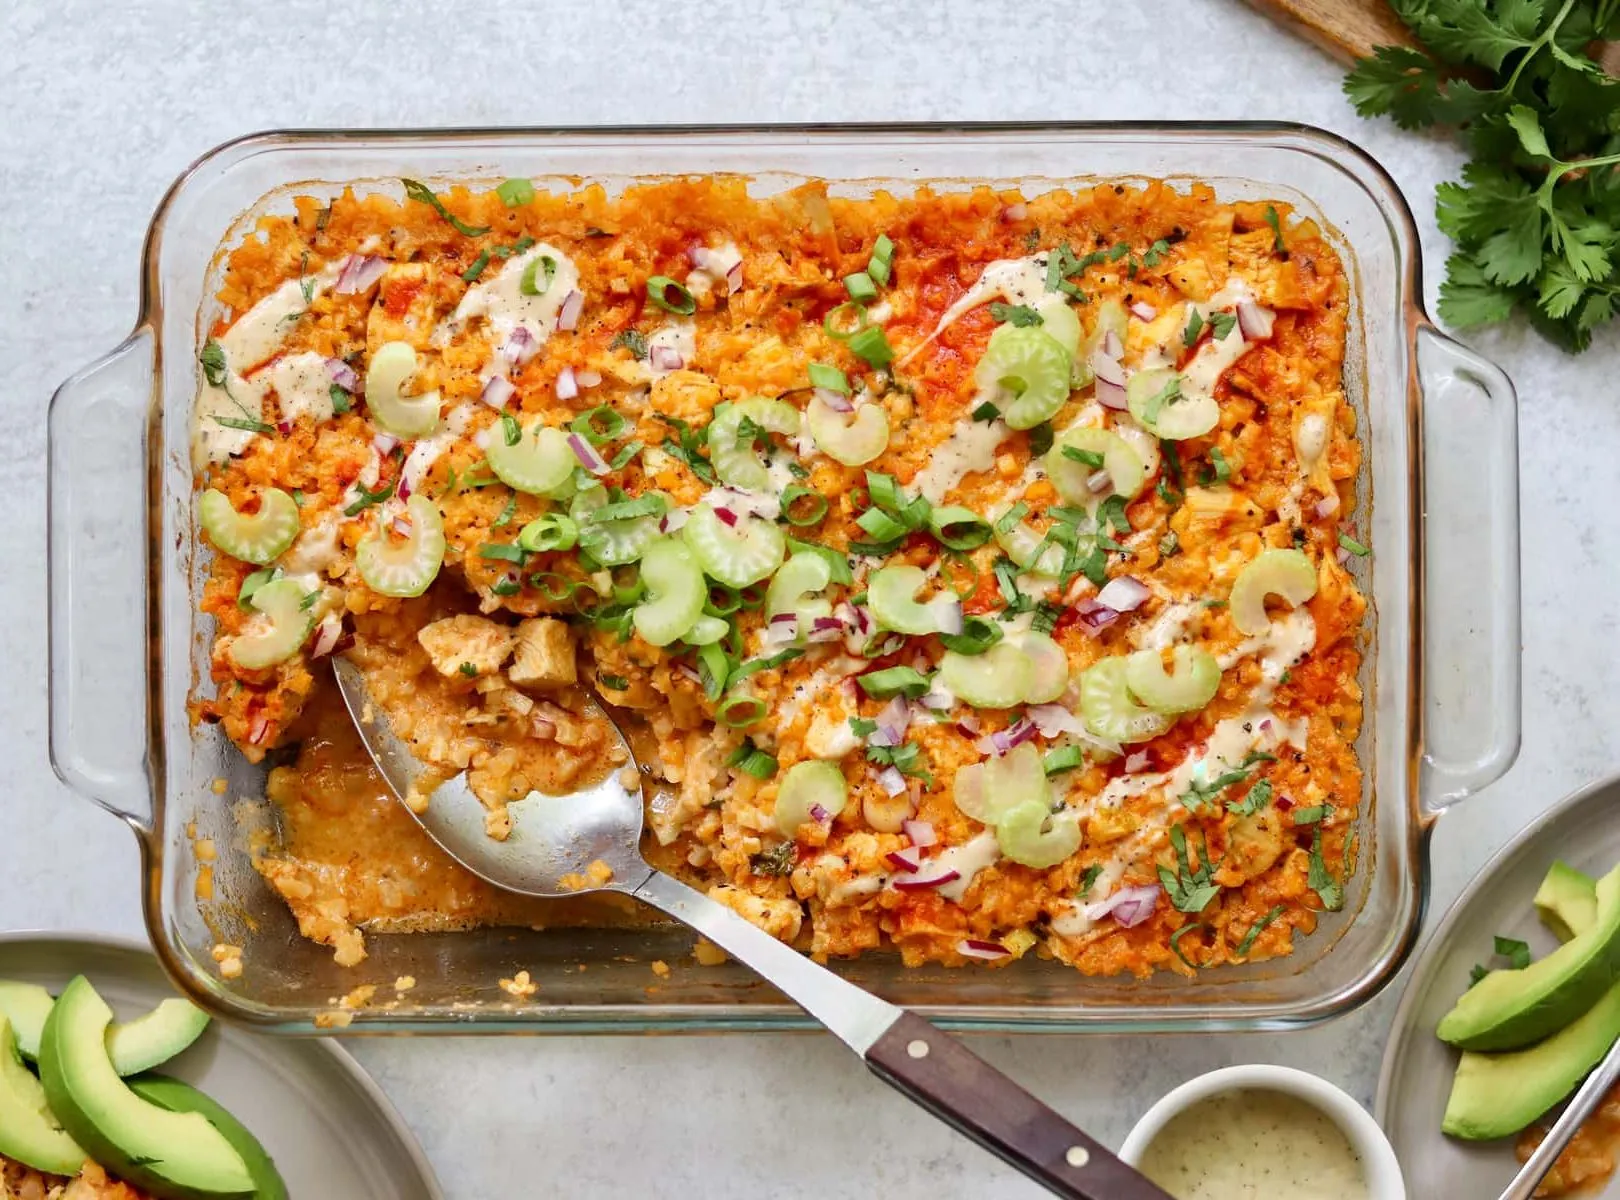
[331,657,1171,1200]
[1496,1033,1620,1200]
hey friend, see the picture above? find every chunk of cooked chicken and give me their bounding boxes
[507,618,576,689]
[416,614,514,678]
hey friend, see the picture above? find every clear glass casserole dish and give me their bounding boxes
[47,123,1521,1033]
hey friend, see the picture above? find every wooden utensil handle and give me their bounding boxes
[1238,0,1417,63]
[866,1012,1175,1200]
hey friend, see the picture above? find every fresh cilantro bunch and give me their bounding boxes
[1344,0,1620,350]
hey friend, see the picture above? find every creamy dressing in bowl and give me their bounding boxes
[1138,1088,1369,1199]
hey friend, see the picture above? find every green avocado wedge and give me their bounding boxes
[1536,861,1598,945]
[39,977,254,1200]
[0,1014,86,1176]
[0,980,56,1062]
[1438,863,1620,1052]
[130,1075,289,1200]
[1445,873,1620,1140]
[108,999,211,1077]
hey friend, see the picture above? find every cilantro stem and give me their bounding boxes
[1503,0,1576,96]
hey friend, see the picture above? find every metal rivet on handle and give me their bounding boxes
[907,1039,930,1059]
[1065,1146,1090,1168]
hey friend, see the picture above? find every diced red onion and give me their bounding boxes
[891,866,961,892]
[1276,794,1295,813]
[1027,703,1085,738]
[1102,330,1124,359]
[248,713,270,745]
[568,432,609,475]
[556,290,584,332]
[335,254,386,295]
[276,420,293,436]
[1096,576,1151,613]
[809,803,831,824]
[532,716,557,739]
[917,685,954,711]
[676,663,703,684]
[903,819,937,848]
[1003,202,1028,221]
[814,387,853,413]
[1124,750,1152,773]
[1087,469,1113,494]
[807,616,844,644]
[1089,350,1127,388]
[1237,300,1276,341]
[849,604,872,633]
[1315,494,1340,517]
[576,369,602,388]
[1085,883,1161,929]
[1074,598,1122,633]
[480,376,515,410]
[977,717,1036,756]
[396,473,412,501]
[763,617,799,645]
[324,358,359,391]
[659,509,690,534]
[714,506,738,528]
[1095,377,1128,411]
[555,366,578,400]
[877,767,907,797]
[956,938,1010,960]
[371,432,399,455]
[650,344,684,372]
[886,847,922,873]
[1129,301,1157,321]
[1337,546,1352,565]
[502,326,539,366]
[311,614,343,658]
[724,261,743,294]
[956,714,981,736]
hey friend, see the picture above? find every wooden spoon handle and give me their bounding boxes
[1237,0,1417,63]
[866,1012,1175,1200]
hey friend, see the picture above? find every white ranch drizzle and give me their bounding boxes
[447,242,580,380]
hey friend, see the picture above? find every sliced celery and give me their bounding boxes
[867,564,957,636]
[774,760,848,837]
[488,421,576,496]
[1126,367,1218,441]
[1124,646,1221,715]
[939,643,1031,710]
[682,503,785,588]
[1017,632,1071,704]
[806,393,889,466]
[709,397,801,492]
[1078,657,1172,744]
[632,537,706,647]
[570,485,666,567]
[975,325,1072,430]
[992,507,1064,578]
[952,743,1046,826]
[198,488,300,566]
[228,578,316,669]
[1045,426,1146,504]
[356,495,446,598]
[996,799,1082,869]
[364,341,441,439]
[1229,548,1318,635]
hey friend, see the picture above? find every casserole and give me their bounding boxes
[47,123,1521,1032]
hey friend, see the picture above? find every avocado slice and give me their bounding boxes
[1439,863,1620,1052]
[1536,861,1598,944]
[0,1014,86,1176]
[0,980,56,1061]
[108,999,211,1077]
[131,1075,289,1200]
[39,977,254,1200]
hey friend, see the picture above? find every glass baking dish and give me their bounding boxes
[47,123,1521,1033]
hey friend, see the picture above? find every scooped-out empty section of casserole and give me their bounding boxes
[189,174,1366,978]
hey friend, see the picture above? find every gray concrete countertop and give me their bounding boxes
[3,1,1616,1194]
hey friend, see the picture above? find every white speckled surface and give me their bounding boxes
[3,1,1618,1194]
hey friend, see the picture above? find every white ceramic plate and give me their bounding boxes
[1377,773,1620,1197]
[0,932,443,1199]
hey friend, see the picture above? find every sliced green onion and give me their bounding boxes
[857,666,931,699]
[808,362,850,394]
[785,537,854,586]
[501,412,522,446]
[493,492,518,528]
[520,255,558,296]
[844,272,879,304]
[462,251,493,283]
[1043,746,1085,776]
[610,439,644,470]
[868,233,895,285]
[717,694,767,728]
[530,572,581,601]
[939,615,1003,656]
[729,647,805,688]
[781,485,829,527]
[847,326,894,369]
[479,542,528,563]
[696,642,732,701]
[518,514,579,553]
[856,507,909,543]
[401,178,491,238]
[236,567,281,609]
[1339,532,1370,557]
[823,302,869,341]
[726,740,778,779]
[928,505,992,551]
[1062,446,1106,469]
[706,584,744,616]
[599,673,629,691]
[591,494,669,523]
[570,406,630,445]
[940,552,980,598]
[647,275,696,315]
[496,178,535,207]
[994,502,1029,535]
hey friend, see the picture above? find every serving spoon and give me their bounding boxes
[331,657,1170,1200]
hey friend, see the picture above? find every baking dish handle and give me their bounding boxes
[48,329,157,834]
[1415,323,1521,811]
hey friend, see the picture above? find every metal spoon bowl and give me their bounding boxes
[332,656,1169,1200]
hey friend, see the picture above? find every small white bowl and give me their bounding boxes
[1119,1064,1407,1199]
